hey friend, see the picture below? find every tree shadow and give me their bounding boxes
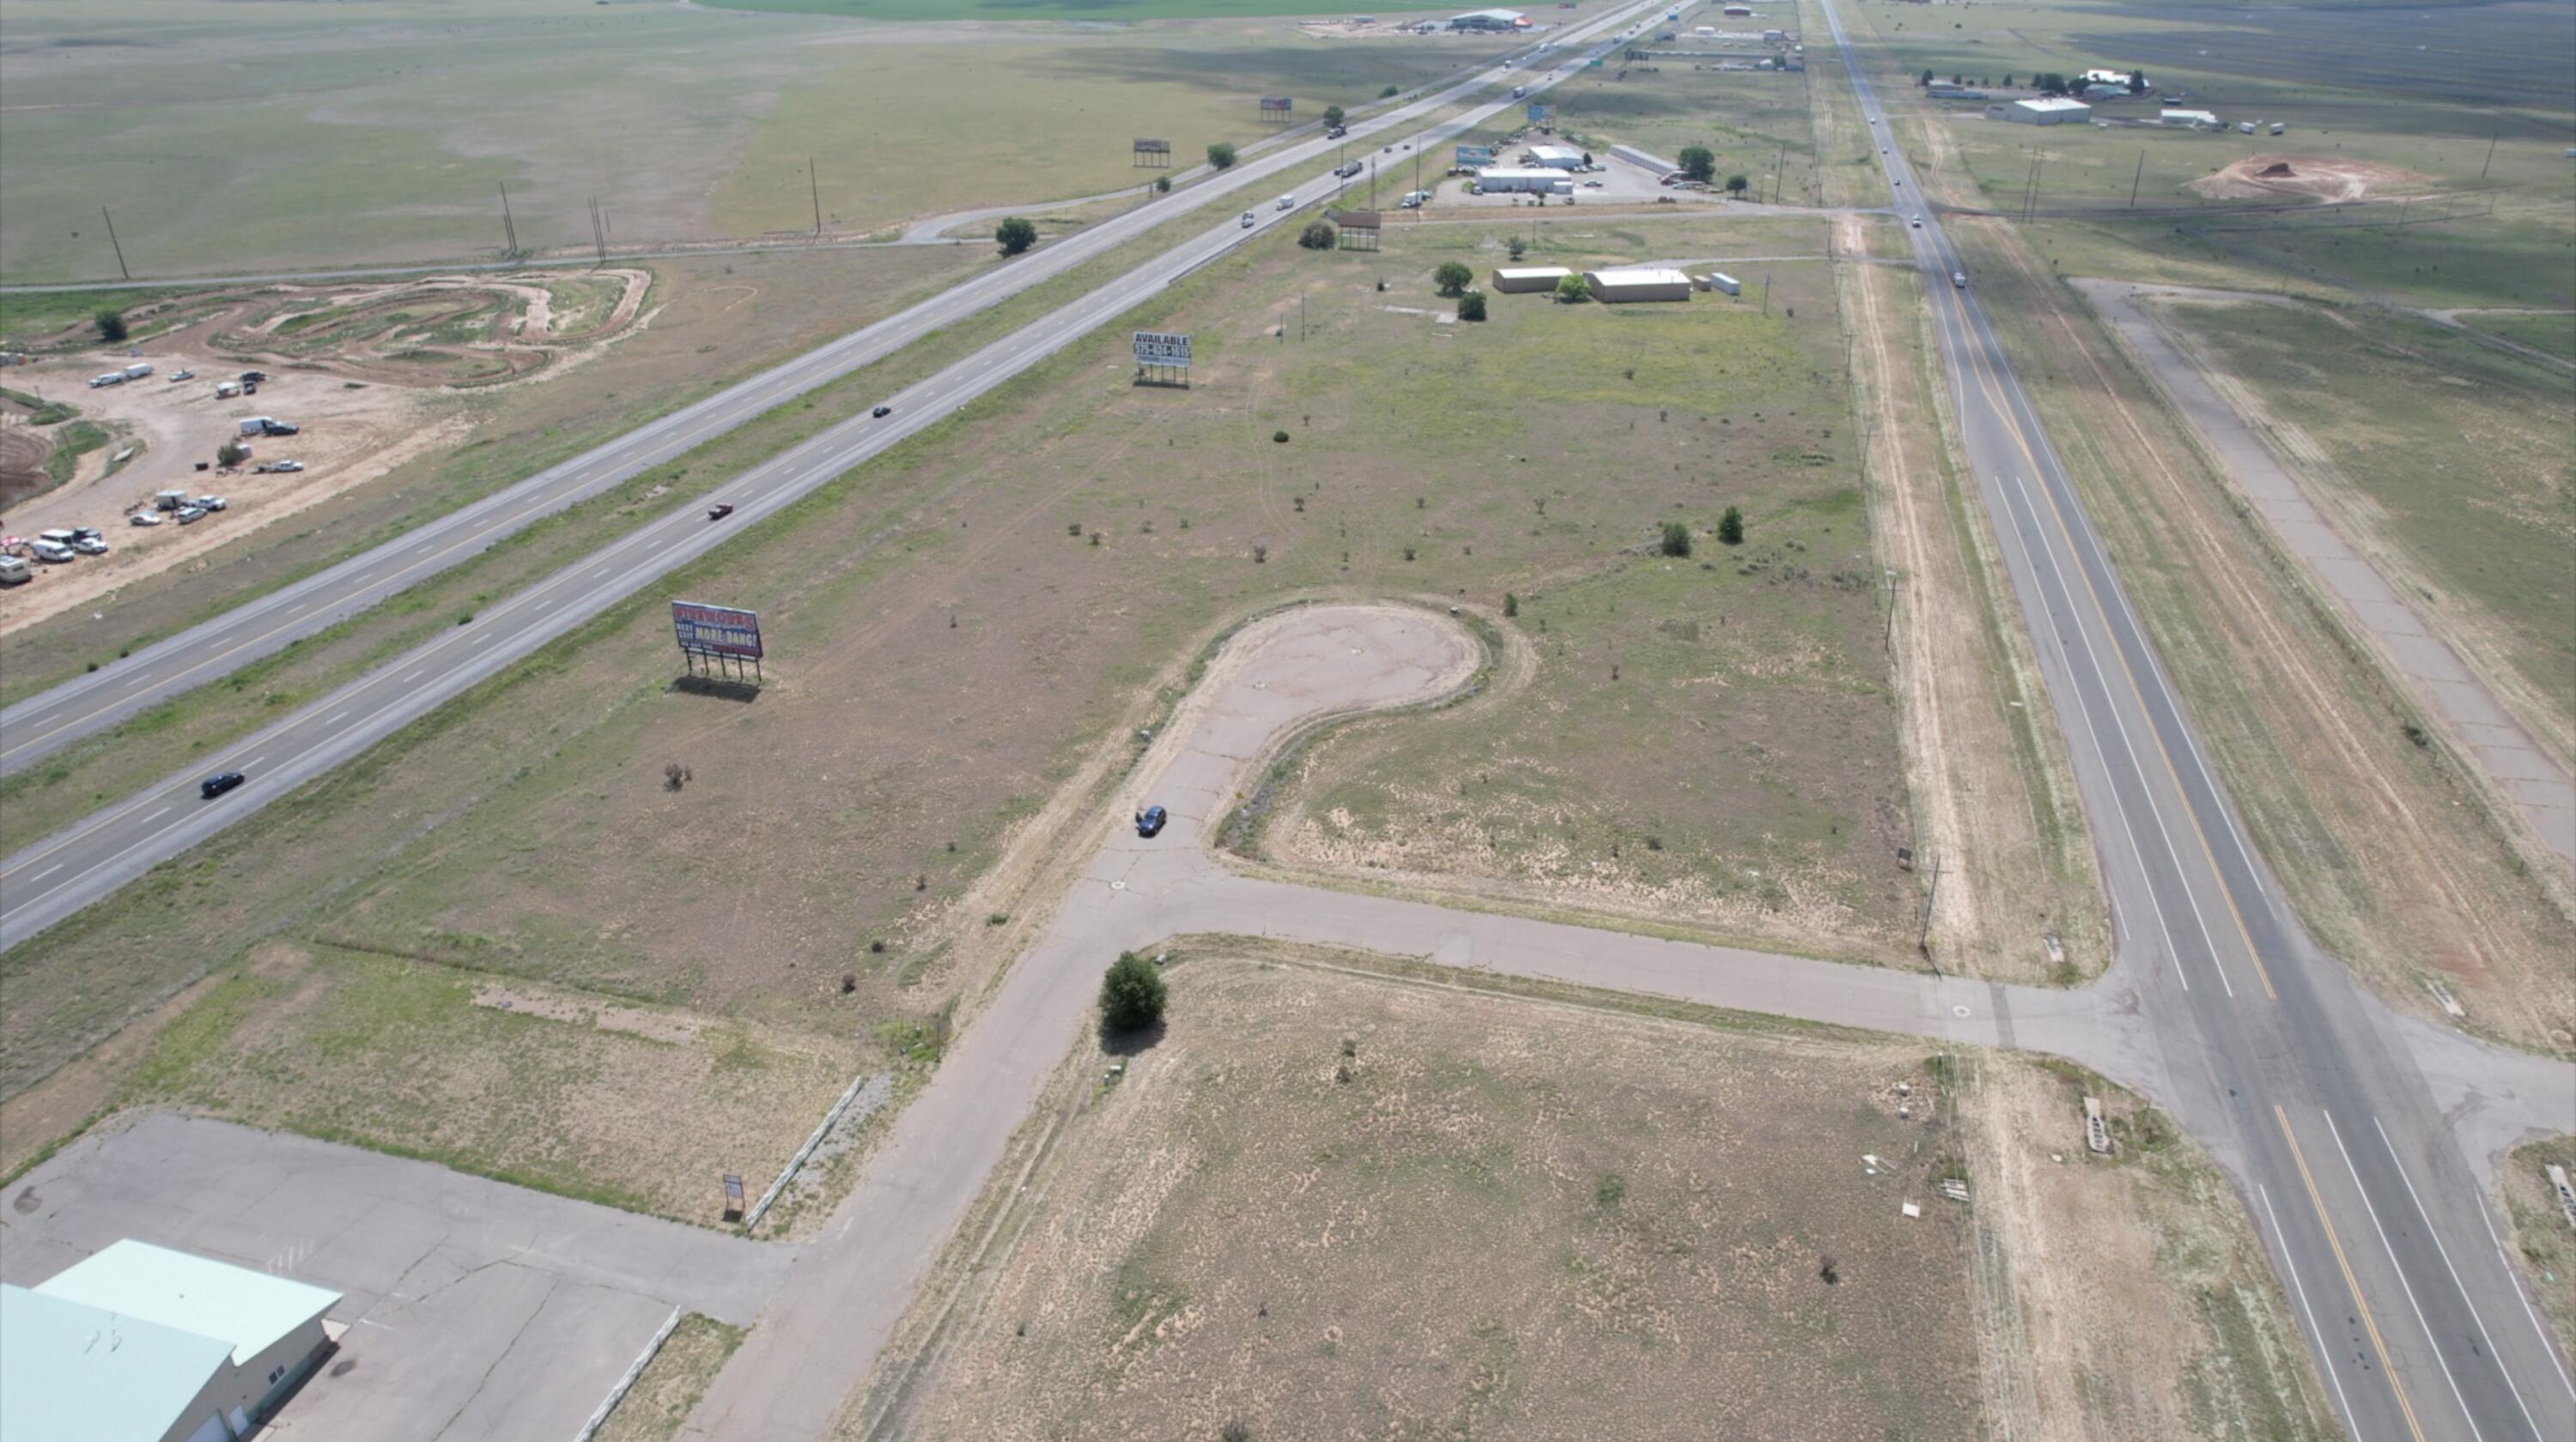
[1100,1018,1168,1057]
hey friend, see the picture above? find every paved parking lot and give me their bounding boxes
[2,1114,795,1442]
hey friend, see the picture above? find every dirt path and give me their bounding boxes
[2073,277,2576,869]
[1838,213,2105,983]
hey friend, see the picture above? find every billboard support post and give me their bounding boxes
[1132,330,1193,389]
[671,600,765,685]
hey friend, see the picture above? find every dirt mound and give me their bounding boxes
[2187,154,2428,204]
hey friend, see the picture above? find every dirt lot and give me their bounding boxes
[0,271,659,635]
[2184,154,2432,205]
[865,956,1983,1440]
[856,951,2330,1440]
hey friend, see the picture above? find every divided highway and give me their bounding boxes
[0,0,1669,947]
[1814,2,2573,1438]
[0,9,1631,779]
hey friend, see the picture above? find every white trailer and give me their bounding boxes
[1706,271,1742,295]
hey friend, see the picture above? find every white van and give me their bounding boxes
[29,539,75,563]
[1275,193,1295,211]
[0,556,30,586]
[37,529,77,548]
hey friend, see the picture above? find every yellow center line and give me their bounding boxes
[2278,1103,2428,1442]
[1948,288,2277,1001]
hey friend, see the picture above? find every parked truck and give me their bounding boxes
[122,362,152,380]
[235,417,298,436]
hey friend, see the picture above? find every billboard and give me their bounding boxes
[1456,143,1497,166]
[671,600,763,660]
[1132,331,1193,367]
[1527,102,1551,122]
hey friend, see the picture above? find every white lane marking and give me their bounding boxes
[2370,1115,2555,1429]
[243,757,267,770]
[350,573,373,587]
[2259,1185,2368,1442]
[2004,472,2235,999]
[25,863,62,883]
[326,711,351,727]
[287,603,309,615]
[403,671,423,684]
[2464,1158,2576,1401]
[473,634,493,645]
[142,806,169,824]
[2322,1110,2487,1441]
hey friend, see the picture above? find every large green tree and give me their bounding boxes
[1207,142,1238,170]
[994,216,1038,255]
[1099,952,1167,1033]
[1678,146,1716,183]
[1432,260,1474,296]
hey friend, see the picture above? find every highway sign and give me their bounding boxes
[1527,102,1551,122]
[671,600,763,660]
[1132,331,1192,367]
[1456,143,1497,166]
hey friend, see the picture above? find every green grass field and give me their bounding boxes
[0,0,1518,283]
[2159,300,2575,734]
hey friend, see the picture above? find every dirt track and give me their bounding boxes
[2185,153,2429,204]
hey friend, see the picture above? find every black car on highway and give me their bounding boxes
[200,771,246,800]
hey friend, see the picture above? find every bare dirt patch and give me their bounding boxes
[2494,1135,2576,1355]
[863,954,1982,1440]
[2186,154,2430,204]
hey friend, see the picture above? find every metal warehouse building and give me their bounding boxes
[1476,166,1573,194]
[1492,265,1575,293]
[1584,267,1694,302]
[3,1241,342,1442]
[1525,144,1585,170]
[1997,97,2092,125]
[1448,8,1527,29]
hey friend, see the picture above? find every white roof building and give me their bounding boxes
[1491,265,1576,292]
[1526,144,1585,169]
[1584,267,1694,302]
[2000,97,2093,125]
[1476,166,1574,192]
[1448,8,1528,28]
[2160,108,2220,127]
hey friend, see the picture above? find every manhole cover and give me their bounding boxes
[1951,1005,1971,1018]
[1110,880,1127,891]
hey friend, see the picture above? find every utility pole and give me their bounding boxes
[1762,271,1772,316]
[587,196,608,265]
[1772,146,1786,204]
[2479,130,2499,181]
[100,206,131,282]
[1918,854,1941,962]
[2026,157,2044,222]
[809,156,823,235]
[2128,150,2144,210]
[498,182,520,256]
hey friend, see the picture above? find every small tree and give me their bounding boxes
[1432,260,1474,296]
[994,216,1039,255]
[1207,142,1238,170]
[664,762,692,792]
[1678,145,1716,183]
[1503,592,1519,618]
[1724,173,1751,197]
[1716,505,1746,545]
[1298,219,1338,250]
[1506,235,1527,261]
[1919,68,1935,87]
[1553,273,1592,304]
[1456,289,1487,322]
[1380,84,1400,99]
[1321,104,1346,128]
[94,309,128,343]
[1099,952,1167,1033]
[216,439,249,467]
[1659,520,1692,557]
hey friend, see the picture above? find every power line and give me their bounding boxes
[100,207,131,282]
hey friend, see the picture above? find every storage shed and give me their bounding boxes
[1584,267,1694,302]
[1492,265,1576,293]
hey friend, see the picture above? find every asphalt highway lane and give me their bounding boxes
[1814,1,2574,1437]
[0,13,1629,779]
[0,0,1670,947]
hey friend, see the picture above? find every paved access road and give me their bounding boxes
[0,5,1643,780]
[0,0,1673,948]
[1814,1,2576,1437]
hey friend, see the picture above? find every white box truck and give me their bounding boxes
[122,362,152,380]
[1274,193,1295,210]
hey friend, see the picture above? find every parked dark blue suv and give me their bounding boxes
[1135,805,1167,837]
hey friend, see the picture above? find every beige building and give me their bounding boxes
[1491,265,1575,293]
[1583,267,1695,302]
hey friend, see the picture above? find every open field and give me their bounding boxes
[2495,1135,2576,1355]
[2149,296,2575,762]
[857,949,2330,1440]
[2459,308,2576,363]
[1543,53,1827,204]
[0,0,1523,283]
[0,211,2078,1226]
[114,940,872,1222]
[598,1315,751,1442]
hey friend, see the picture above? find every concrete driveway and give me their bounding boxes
[2,1113,794,1442]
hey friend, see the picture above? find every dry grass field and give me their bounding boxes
[2497,1135,2576,1357]
[856,950,2334,1441]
